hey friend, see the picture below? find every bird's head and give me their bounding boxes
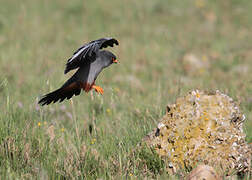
[100,50,118,67]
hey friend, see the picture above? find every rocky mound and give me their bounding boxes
[144,90,251,176]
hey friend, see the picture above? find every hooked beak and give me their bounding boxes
[113,59,118,64]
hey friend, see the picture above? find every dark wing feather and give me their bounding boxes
[64,37,119,74]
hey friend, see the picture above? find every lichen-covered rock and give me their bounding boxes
[144,90,251,176]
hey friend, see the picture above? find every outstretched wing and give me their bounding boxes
[64,37,119,74]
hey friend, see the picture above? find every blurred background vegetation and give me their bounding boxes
[0,0,251,178]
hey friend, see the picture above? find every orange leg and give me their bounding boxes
[92,85,104,95]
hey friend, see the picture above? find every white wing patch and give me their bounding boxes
[68,43,92,63]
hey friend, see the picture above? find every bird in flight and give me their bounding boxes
[38,37,119,106]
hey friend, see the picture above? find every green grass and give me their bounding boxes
[0,0,251,178]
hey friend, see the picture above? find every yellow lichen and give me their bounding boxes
[144,90,251,176]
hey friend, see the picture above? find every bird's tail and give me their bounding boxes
[38,75,82,106]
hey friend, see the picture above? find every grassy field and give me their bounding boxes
[0,0,251,179]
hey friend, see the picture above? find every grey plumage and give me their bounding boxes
[38,38,119,106]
